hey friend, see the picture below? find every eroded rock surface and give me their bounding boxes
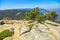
[0,20,60,40]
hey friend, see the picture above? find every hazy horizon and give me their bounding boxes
[0,0,60,10]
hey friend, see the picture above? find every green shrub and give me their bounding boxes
[35,14,45,23]
[28,24,34,30]
[0,29,14,40]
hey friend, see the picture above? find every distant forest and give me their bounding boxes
[0,8,58,21]
[0,9,30,20]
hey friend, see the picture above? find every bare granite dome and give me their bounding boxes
[0,20,60,40]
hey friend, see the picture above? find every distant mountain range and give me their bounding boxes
[0,8,60,20]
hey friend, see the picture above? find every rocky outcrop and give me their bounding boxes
[0,20,60,40]
[3,37,12,40]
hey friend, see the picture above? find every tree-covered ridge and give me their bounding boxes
[0,9,29,20]
[0,8,50,20]
[0,7,58,21]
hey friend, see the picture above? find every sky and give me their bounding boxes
[0,0,60,10]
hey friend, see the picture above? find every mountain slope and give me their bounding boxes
[0,8,60,20]
[0,9,29,20]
